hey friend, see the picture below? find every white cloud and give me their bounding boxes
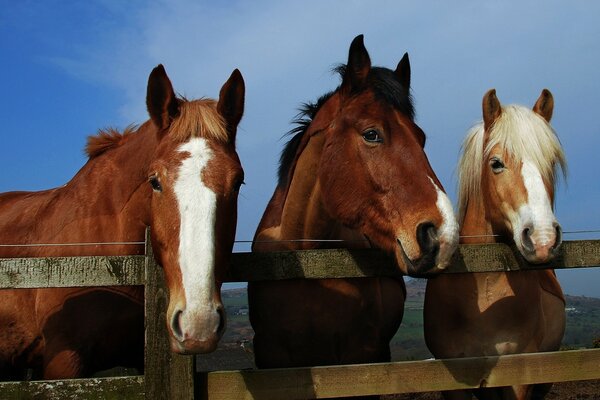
[45,0,600,271]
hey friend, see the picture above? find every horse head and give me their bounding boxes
[303,35,459,276]
[460,89,566,263]
[145,66,245,353]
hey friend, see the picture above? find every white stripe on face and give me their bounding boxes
[519,159,557,246]
[429,178,459,269]
[173,138,219,328]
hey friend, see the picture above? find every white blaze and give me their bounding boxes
[173,137,219,337]
[517,159,557,247]
[429,177,459,269]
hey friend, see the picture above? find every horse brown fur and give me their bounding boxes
[424,90,566,400]
[0,66,245,379]
[249,37,458,400]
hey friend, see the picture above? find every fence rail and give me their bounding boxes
[0,239,599,399]
[2,240,599,289]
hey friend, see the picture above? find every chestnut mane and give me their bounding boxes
[85,99,227,159]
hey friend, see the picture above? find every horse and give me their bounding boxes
[424,89,567,399]
[0,65,245,380]
[248,35,459,397]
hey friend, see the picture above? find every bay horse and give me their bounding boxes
[249,35,459,390]
[424,89,567,399]
[0,65,245,380]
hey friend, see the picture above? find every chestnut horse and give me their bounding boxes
[0,65,245,380]
[424,89,566,399]
[249,35,459,391]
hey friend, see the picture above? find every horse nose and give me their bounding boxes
[521,225,535,254]
[520,222,562,263]
[170,304,226,343]
[552,223,563,251]
[216,305,226,336]
[417,222,440,259]
[171,308,185,342]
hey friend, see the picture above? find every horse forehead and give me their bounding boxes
[181,138,242,193]
[171,138,215,186]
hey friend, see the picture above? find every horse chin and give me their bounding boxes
[170,335,221,355]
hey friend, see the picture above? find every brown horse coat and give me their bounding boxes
[0,66,245,379]
[424,90,566,400]
[249,36,459,376]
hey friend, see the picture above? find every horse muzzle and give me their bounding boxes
[396,221,459,277]
[168,304,226,354]
[519,222,562,264]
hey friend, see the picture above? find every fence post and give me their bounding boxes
[144,229,196,399]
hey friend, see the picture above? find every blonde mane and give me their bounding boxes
[457,104,567,224]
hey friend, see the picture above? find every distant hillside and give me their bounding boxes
[218,279,600,365]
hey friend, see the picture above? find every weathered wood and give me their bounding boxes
[228,248,400,281]
[144,229,196,400]
[226,240,600,281]
[0,376,144,400]
[0,255,145,289]
[449,240,600,273]
[1,240,598,288]
[1,239,599,399]
[204,349,600,399]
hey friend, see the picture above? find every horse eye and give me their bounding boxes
[362,129,383,143]
[149,175,163,192]
[490,158,505,174]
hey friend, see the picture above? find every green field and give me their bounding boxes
[221,282,600,363]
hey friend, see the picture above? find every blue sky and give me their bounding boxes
[1,1,599,295]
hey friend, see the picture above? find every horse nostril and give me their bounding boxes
[416,222,439,255]
[171,309,184,341]
[553,224,563,250]
[216,306,226,335]
[521,227,534,253]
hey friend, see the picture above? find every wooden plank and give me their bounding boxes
[450,240,600,273]
[1,240,598,287]
[228,248,400,281]
[144,229,196,400]
[0,255,145,289]
[204,349,600,399]
[0,376,144,400]
[227,240,600,281]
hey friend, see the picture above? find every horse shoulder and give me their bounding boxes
[538,270,565,303]
[253,187,287,252]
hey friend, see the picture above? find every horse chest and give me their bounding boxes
[475,273,516,312]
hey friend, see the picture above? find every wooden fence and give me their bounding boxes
[0,238,599,399]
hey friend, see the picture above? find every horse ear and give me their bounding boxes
[341,35,371,93]
[217,69,245,144]
[533,89,554,122]
[482,89,502,131]
[395,53,411,89]
[146,65,180,132]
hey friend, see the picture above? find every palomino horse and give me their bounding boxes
[249,35,459,385]
[0,65,245,379]
[424,89,566,399]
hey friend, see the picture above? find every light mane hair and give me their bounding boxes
[169,99,228,143]
[457,104,567,224]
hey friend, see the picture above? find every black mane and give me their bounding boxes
[277,65,415,189]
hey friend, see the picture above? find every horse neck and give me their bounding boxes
[66,124,157,237]
[278,133,331,245]
[255,132,362,251]
[0,123,157,257]
[459,195,497,245]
